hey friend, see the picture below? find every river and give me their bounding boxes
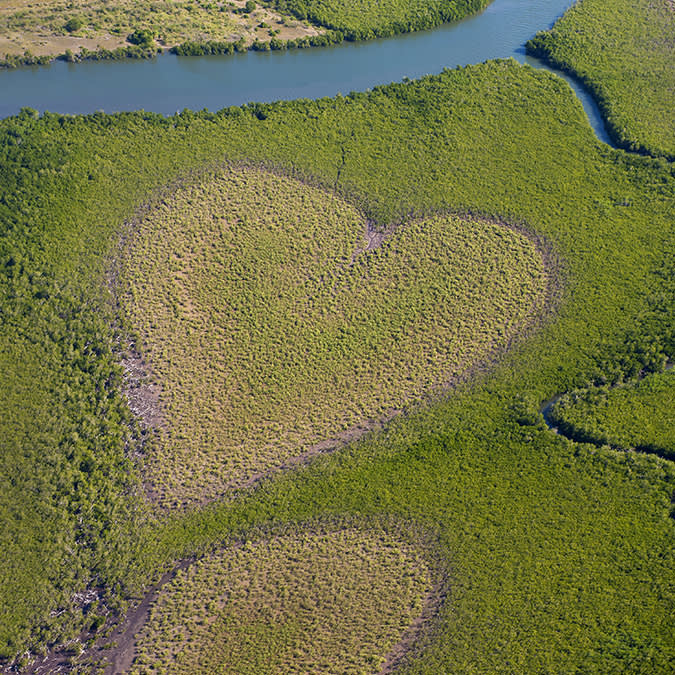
[0,0,612,144]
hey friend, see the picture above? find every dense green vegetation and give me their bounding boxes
[550,370,675,459]
[268,0,488,40]
[0,58,673,671]
[0,51,51,67]
[0,210,144,661]
[120,167,547,507]
[526,0,675,159]
[132,522,434,673]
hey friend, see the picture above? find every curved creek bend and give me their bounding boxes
[0,0,612,145]
[540,364,674,455]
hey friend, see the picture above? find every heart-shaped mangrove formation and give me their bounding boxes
[119,167,549,507]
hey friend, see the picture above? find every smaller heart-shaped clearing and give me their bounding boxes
[119,167,548,506]
[130,526,435,674]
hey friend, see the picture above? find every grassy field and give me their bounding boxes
[120,166,548,508]
[0,59,673,671]
[550,369,675,459]
[0,0,319,60]
[131,523,434,673]
[527,0,675,159]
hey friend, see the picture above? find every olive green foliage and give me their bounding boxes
[127,28,155,47]
[121,167,546,507]
[551,370,675,459]
[0,235,142,656]
[0,60,674,671]
[64,17,84,33]
[269,0,488,39]
[526,0,675,159]
[132,524,432,673]
[72,44,160,62]
[0,50,52,68]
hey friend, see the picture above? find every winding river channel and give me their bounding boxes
[0,0,612,144]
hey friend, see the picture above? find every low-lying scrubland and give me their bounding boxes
[0,59,673,671]
[527,0,675,159]
[131,522,434,673]
[120,167,548,507]
[0,0,319,62]
[550,369,675,459]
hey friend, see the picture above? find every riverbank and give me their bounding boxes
[0,0,579,119]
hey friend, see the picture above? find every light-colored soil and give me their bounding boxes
[0,33,123,57]
[0,0,321,59]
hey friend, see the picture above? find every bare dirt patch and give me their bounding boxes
[121,349,164,431]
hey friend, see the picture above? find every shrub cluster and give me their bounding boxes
[0,51,51,69]
[171,29,345,56]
